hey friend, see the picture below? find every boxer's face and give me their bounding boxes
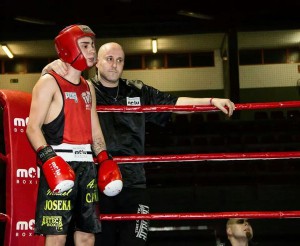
[78,36,96,68]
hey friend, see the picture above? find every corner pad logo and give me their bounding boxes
[16,219,35,237]
[13,117,29,133]
[16,167,40,185]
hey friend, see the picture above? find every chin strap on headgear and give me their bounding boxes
[55,24,96,71]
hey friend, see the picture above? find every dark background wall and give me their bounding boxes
[143,92,300,245]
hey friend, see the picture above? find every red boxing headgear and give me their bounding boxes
[55,24,96,71]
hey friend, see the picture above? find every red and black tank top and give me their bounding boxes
[42,71,93,145]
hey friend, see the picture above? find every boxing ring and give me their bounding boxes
[1,89,300,245]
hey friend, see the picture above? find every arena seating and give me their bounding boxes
[146,109,300,154]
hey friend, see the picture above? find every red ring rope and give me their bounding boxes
[97,101,300,112]
[114,151,300,164]
[100,210,300,220]
[95,102,300,221]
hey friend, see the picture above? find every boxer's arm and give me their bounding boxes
[86,81,122,196]
[26,75,57,150]
[89,80,107,155]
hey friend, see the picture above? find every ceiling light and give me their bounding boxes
[177,10,214,20]
[152,39,157,54]
[14,16,56,25]
[1,45,14,58]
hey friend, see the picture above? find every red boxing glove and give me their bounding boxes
[37,145,75,194]
[97,151,123,196]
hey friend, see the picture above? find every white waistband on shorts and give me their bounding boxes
[51,143,94,162]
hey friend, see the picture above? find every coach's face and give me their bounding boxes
[96,43,125,87]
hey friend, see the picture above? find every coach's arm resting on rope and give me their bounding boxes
[176,97,235,116]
